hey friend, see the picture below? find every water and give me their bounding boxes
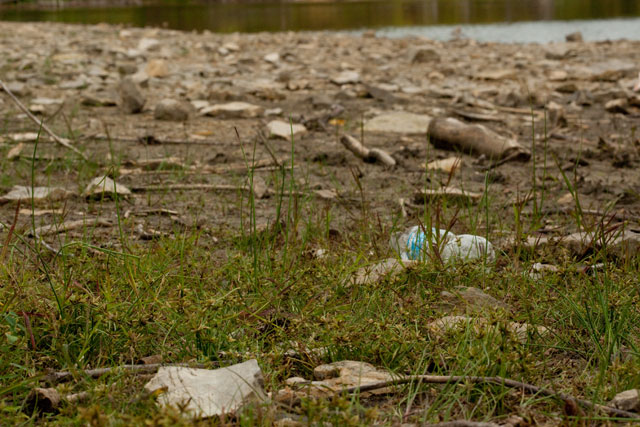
[379,17,640,43]
[1,0,640,42]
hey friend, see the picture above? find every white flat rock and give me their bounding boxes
[83,176,131,199]
[201,102,263,118]
[144,360,265,419]
[364,111,432,134]
[0,186,73,203]
[331,70,360,85]
[264,52,280,64]
[266,120,307,140]
[137,38,160,52]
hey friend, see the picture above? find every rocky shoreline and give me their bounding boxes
[0,20,639,233]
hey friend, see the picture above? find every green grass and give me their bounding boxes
[0,123,639,425]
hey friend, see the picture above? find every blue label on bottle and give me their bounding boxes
[408,228,424,260]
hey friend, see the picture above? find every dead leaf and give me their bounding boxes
[426,157,462,174]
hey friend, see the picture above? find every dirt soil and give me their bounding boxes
[0,21,639,248]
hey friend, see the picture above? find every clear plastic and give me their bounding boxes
[390,226,495,262]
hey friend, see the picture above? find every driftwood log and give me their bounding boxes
[428,117,530,161]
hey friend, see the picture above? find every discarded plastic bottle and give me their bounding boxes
[390,225,495,262]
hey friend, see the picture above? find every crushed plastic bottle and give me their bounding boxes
[390,225,495,262]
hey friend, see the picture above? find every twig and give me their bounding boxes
[0,200,20,263]
[64,391,90,404]
[28,218,113,237]
[480,150,529,171]
[22,312,37,350]
[82,134,227,146]
[424,422,498,427]
[341,375,639,419]
[204,157,288,173]
[340,134,396,167]
[0,79,88,160]
[42,362,212,384]
[130,183,253,193]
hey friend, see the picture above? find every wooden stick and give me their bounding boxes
[131,183,251,193]
[82,134,231,146]
[0,79,88,160]
[0,200,20,263]
[480,150,529,171]
[341,375,638,419]
[340,134,396,167]
[425,422,498,427]
[28,218,113,237]
[42,362,211,384]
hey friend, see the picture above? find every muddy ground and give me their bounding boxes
[0,21,639,250]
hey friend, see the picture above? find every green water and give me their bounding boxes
[1,0,639,33]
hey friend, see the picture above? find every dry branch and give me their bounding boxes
[425,422,498,427]
[0,79,88,160]
[42,362,210,384]
[341,375,639,419]
[28,218,113,237]
[340,134,396,167]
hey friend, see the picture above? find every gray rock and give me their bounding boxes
[118,63,138,76]
[565,31,584,42]
[144,360,265,419]
[118,78,145,114]
[89,67,109,80]
[544,44,575,60]
[312,361,393,388]
[265,107,283,116]
[563,229,640,258]
[548,70,568,81]
[351,258,416,286]
[410,47,440,64]
[529,263,559,280]
[266,120,307,140]
[313,364,340,380]
[83,176,131,199]
[331,70,360,85]
[81,93,117,107]
[201,102,263,118]
[564,31,584,43]
[583,60,636,81]
[310,94,333,109]
[145,59,169,78]
[477,69,517,80]
[610,389,640,412]
[264,52,280,64]
[364,84,397,103]
[130,70,149,86]
[428,316,549,343]
[0,186,73,204]
[440,286,510,313]
[5,81,29,97]
[154,98,190,121]
[605,98,629,114]
[364,111,431,134]
[555,82,579,93]
[59,77,87,90]
[137,37,160,52]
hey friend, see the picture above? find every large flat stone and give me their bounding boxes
[201,102,263,118]
[144,360,265,418]
[364,111,431,134]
